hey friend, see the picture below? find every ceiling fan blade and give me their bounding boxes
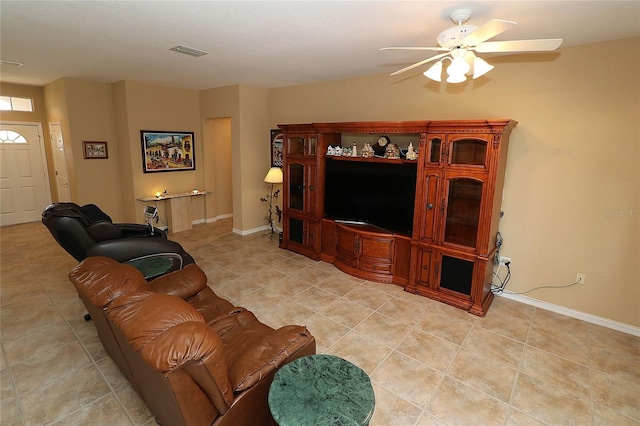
[380,46,449,52]
[475,39,563,53]
[389,52,450,76]
[460,19,517,47]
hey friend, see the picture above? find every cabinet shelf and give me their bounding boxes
[324,155,418,165]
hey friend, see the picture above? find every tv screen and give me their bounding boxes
[324,159,417,235]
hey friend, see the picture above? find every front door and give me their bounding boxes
[0,122,52,226]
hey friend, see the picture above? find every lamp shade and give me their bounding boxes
[264,167,283,184]
[423,61,443,82]
[446,73,467,83]
[472,57,494,79]
[446,55,470,77]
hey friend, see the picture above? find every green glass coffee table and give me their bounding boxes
[268,354,375,426]
[125,254,179,279]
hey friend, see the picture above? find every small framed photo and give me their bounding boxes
[141,130,195,173]
[83,141,108,159]
[270,129,283,167]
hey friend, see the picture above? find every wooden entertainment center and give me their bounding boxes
[278,120,517,316]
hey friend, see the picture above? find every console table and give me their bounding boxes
[137,190,209,233]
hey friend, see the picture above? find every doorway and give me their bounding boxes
[0,122,52,226]
[203,118,233,221]
[49,123,71,201]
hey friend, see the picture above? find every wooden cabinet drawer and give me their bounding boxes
[360,260,393,274]
[360,237,394,263]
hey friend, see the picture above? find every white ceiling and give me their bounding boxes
[1,1,639,90]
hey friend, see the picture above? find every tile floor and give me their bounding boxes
[1,220,639,425]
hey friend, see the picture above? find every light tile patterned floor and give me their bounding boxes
[1,220,639,425]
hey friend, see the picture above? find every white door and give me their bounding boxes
[0,122,52,226]
[49,123,71,201]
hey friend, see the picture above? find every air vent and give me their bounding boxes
[0,59,24,66]
[169,45,208,57]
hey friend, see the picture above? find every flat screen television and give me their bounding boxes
[324,159,417,235]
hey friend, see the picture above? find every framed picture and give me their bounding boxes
[270,129,283,167]
[141,130,195,173]
[83,141,108,159]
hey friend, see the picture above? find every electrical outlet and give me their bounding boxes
[576,273,586,284]
[499,256,511,266]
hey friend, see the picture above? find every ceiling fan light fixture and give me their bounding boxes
[384,8,561,85]
[446,55,470,77]
[446,73,467,84]
[423,61,443,82]
[472,57,494,79]
[463,51,477,74]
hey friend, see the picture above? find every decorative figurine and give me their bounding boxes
[326,145,336,156]
[384,143,400,159]
[361,143,374,158]
[406,142,418,160]
[335,146,343,156]
[342,146,352,157]
[351,142,358,157]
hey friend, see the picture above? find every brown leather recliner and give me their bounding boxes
[69,256,230,388]
[68,257,316,426]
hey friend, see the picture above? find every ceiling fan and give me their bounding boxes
[381,9,563,83]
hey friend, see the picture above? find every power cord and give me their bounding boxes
[491,261,511,294]
[491,258,582,295]
[500,279,582,295]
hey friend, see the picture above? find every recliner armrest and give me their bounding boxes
[116,223,167,239]
[149,263,207,299]
[86,221,122,241]
[87,238,195,267]
[229,325,316,392]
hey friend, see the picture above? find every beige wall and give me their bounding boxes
[42,79,123,218]
[238,85,271,233]
[269,37,640,327]
[111,81,205,224]
[200,85,271,233]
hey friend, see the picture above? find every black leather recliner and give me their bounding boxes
[42,203,195,267]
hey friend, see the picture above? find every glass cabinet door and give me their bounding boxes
[308,136,317,156]
[287,135,316,157]
[288,163,304,211]
[288,136,305,156]
[443,177,482,248]
[428,137,442,165]
[449,138,488,167]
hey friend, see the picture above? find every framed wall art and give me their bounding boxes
[141,130,195,173]
[83,141,108,159]
[270,129,283,167]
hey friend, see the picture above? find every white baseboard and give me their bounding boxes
[233,225,270,236]
[497,292,640,337]
[205,213,233,223]
[232,225,284,236]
